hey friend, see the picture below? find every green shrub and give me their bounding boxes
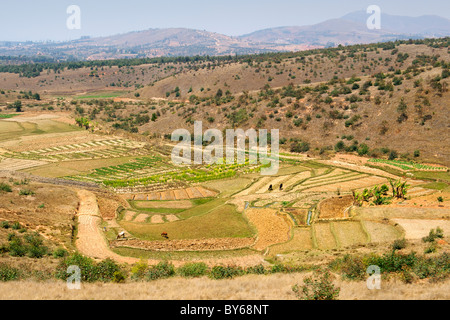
[146,261,175,281]
[292,269,340,300]
[246,264,267,275]
[56,253,98,282]
[96,259,122,282]
[422,228,444,243]
[11,222,21,230]
[177,262,209,278]
[113,271,126,283]
[0,244,9,254]
[329,255,366,280]
[0,183,12,193]
[52,247,68,258]
[131,260,148,280]
[270,264,305,274]
[7,233,16,241]
[1,221,10,229]
[8,237,28,257]
[27,244,48,258]
[209,265,244,280]
[392,239,407,251]
[0,263,21,282]
[364,251,418,273]
[425,242,438,254]
[19,189,35,196]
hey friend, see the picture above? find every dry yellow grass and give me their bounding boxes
[0,274,448,300]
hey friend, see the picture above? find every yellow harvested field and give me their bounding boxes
[269,227,313,255]
[313,223,336,250]
[363,221,401,243]
[255,175,289,194]
[333,221,368,248]
[306,176,388,192]
[283,171,311,190]
[235,177,272,196]
[245,208,291,251]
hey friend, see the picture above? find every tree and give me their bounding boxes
[75,117,90,130]
[13,100,22,112]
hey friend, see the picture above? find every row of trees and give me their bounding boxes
[353,179,410,206]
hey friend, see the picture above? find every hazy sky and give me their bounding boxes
[1,0,449,42]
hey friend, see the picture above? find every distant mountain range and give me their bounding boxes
[0,11,449,61]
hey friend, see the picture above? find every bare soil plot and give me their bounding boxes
[363,221,402,243]
[0,158,48,171]
[318,195,354,220]
[284,208,309,226]
[355,207,450,220]
[196,186,217,197]
[134,194,147,201]
[333,221,368,248]
[245,208,291,251]
[391,219,450,240]
[150,215,164,224]
[134,200,193,209]
[174,188,190,200]
[407,187,437,198]
[123,211,136,221]
[134,214,149,223]
[313,223,337,250]
[160,190,175,201]
[166,215,180,222]
[148,192,162,200]
[185,187,204,199]
[111,237,255,251]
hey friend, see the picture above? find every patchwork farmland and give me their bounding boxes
[0,113,448,266]
[0,36,449,300]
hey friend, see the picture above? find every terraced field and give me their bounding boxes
[368,158,448,172]
[2,117,446,265]
[3,138,147,162]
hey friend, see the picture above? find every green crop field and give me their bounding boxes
[368,158,447,171]
[74,92,125,100]
[119,203,255,240]
[0,114,18,119]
